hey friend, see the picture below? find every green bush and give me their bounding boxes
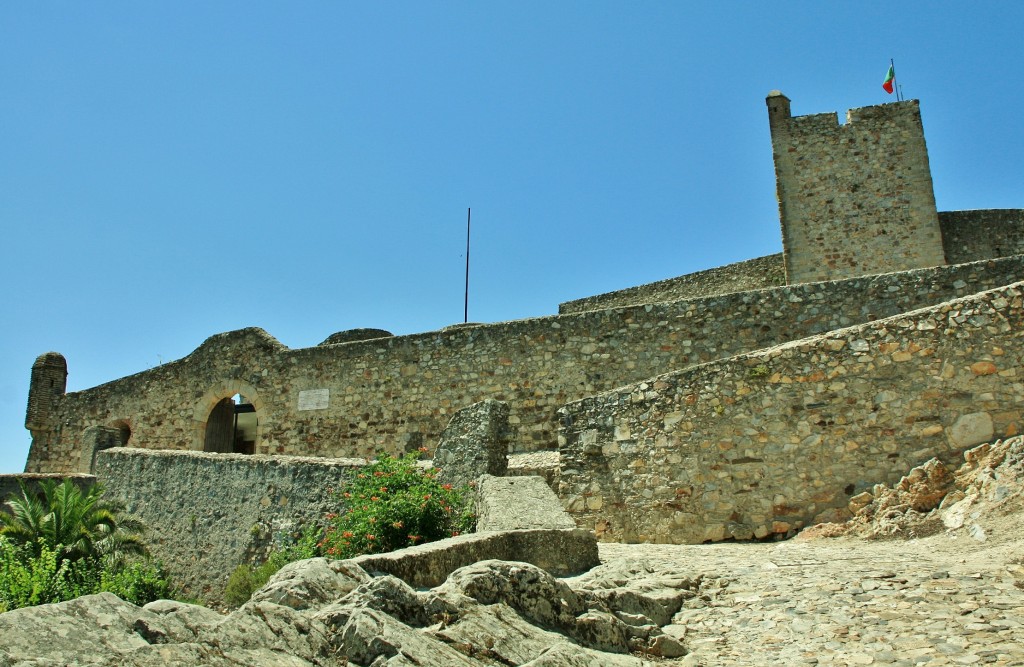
[223,563,259,608]
[223,524,322,608]
[319,452,475,559]
[0,535,172,611]
[100,560,172,607]
[224,453,475,606]
[0,537,99,610]
[0,481,171,611]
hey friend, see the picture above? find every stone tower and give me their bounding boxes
[767,91,946,284]
[25,351,67,439]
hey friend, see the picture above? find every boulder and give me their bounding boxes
[246,557,371,611]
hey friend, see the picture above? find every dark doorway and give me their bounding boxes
[203,394,257,454]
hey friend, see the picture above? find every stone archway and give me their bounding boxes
[193,380,266,454]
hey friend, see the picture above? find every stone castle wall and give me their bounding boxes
[557,212,1024,314]
[940,209,1024,265]
[558,280,1024,544]
[93,448,364,602]
[558,254,786,314]
[26,255,1024,474]
[768,93,946,284]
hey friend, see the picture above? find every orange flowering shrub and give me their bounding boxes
[318,453,474,558]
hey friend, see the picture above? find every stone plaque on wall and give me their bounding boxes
[298,389,330,411]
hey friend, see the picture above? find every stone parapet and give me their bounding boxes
[93,448,365,604]
[474,475,577,532]
[558,280,1024,544]
[27,255,1024,473]
[434,400,511,487]
[940,209,1024,265]
[558,254,786,314]
[351,528,599,588]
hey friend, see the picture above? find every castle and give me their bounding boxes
[20,93,1024,574]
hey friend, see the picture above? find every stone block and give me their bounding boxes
[475,474,577,532]
[352,528,599,588]
[947,412,994,449]
[434,399,512,487]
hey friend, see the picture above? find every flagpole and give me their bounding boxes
[464,207,471,323]
[890,58,901,101]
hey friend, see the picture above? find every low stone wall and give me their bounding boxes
[940,209,1024,265]
[558,281,1024,544]
[28,255,1024,473]
[94,448,364,603]
[351,528,598,588]
[558,254,786,314]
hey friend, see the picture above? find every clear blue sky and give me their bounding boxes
[2,2,1022,473]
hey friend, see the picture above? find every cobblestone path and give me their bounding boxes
[599,534,1024,666]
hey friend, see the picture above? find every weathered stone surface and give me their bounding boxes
[28,251,1024,475]
[559,281,1024,544]
[434,399,511,487]
[507,450,560,486]
[432,601,571,665]
[559,253,786,314]
[318,328,393,346]
[94,448,364,605]
[202,600,330,664]
[440,560,588,634]
[246,557,370,611]
[768,94,945,284]
[569,559,699,627]
[336,574,430,627]
[351,528,599,588]
[0,549,689,666]
[476,474,576,531]
[520,642,653,666]
[0,593,160,664]
[947,411,995,449]
[138,599,224,643]
[895,458,954,512]
[940,209,1024,264]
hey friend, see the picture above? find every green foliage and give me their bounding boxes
[749,364,771,379]
[99,560,172,607]
[319,452,475,559]
[223,524,322,608]
[223,563,259,608]
[0,481,170,611]
[0,479,146,566]
[224,453,475,607]
[0,537,99,610]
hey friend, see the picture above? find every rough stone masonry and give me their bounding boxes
[16,92,1024,559]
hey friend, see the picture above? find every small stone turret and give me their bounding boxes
[26,352,68,434]
[765,90,791,132]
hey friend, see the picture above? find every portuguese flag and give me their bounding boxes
[882,64,896,94]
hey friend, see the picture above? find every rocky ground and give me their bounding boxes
[1,438,1022,666]
[595,436,1024,666]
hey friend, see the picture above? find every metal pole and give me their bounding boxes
[464,208,471,323]
[890,58,900,101]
